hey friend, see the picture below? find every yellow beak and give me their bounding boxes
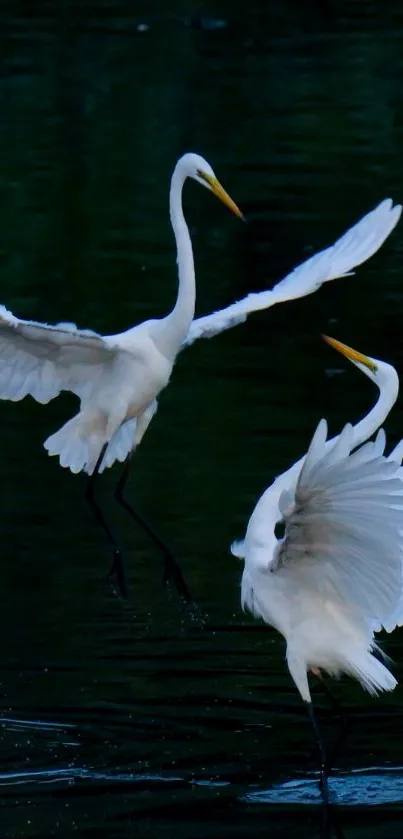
[198,171,245,220]
[322,335,377,373]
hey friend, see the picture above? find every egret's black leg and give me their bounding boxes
[114,456,194,605]
[306,688,347,838]
[315,674,351,772]
[315,673,344,715]
[315,684,351,839]
[85,445,128,598]
[305,701,329,805]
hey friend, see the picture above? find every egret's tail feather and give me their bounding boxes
[345,649,397,696]
[44,413,137,475]
[101,420,137,471]
[44,414,104,475]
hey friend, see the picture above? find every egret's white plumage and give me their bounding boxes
[0,153,242,475]
[184,198,401,345]
[0,182,400,475]
[234,337,403,705]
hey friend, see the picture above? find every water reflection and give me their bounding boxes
[244,767,403,806]
[2,749,402,807]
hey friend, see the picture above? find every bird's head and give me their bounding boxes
[322,334,398,392]
[177,152,244,219]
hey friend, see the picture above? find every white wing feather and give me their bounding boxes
[183,199,401,346]
[274,419,403,627]
[0,305,121,403]
[1,200,399,406]
[99,400,159,473]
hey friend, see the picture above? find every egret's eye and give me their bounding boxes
[196,169,210,185]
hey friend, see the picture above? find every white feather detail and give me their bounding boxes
[183,199,401,346]
[274,420,403,626]
[0,305,120,404]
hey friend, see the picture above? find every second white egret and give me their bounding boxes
[233,336,403,798]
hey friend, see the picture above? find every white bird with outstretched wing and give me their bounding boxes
[234,335,403,792]
[0,152,245,601]
[0,198,400,480]
[239,418,403,697]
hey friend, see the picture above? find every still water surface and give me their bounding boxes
[1,3,403,837]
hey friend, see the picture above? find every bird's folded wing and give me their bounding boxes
[182,198,401,347]
[0,305,120,403]
[274,419,403,626]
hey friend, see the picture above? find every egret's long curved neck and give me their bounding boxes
[350,368,399,449]
[153,166,196,359]
[255,364,400,524]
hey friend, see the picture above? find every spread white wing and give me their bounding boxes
[183,199,401,347]
[0,305,122,403]
[273,419,403,627]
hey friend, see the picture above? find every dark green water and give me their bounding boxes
[1,2,403,837]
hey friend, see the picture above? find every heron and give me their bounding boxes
[232,335,403,800]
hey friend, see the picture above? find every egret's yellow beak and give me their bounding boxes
[322,335,377,373]
[197,170,245,220]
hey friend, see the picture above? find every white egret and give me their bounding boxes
[0,153,243,600]
[0,151,399,598]
[233,335,403,798]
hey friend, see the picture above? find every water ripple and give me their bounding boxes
[243,766,403,806]
[1,762,403,808]
[0,766,231,789]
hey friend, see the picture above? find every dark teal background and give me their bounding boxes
[1,2,403,837]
